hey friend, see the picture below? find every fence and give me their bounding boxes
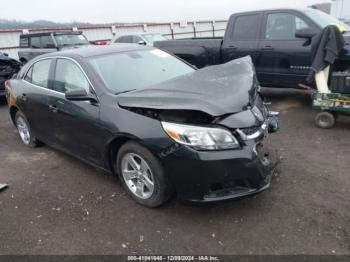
[0,20,227,59]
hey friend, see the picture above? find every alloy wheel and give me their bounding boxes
[16,116,31,145]
[121,153,155,199]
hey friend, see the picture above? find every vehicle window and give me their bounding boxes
[142,34,168,44]
[24,66,33,82]
[132,36,143,43]
[53,59,90,93]
[30,59,51,88]
[265,13,311,40]
[123,36,133,43]
[114,36,125,43]
[231,14,260,40]
[304,9,350,31]
[89,49,194,94]
[41,36,55,48]
[54,34,89,47]
[30,37,41,48]
[115,36,133,43]
[20,37,29,48]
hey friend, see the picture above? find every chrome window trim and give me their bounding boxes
[22,56,98,100]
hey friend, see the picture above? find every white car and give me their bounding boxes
[111,33,168,46]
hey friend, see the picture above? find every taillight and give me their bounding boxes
[94,40,108,45]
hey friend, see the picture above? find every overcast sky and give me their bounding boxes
[2,0,331,23]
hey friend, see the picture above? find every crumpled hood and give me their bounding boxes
[117,56,259,116]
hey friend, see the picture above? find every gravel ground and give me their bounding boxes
[0,88,349,255]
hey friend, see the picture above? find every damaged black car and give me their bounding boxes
[0,52,21,97]
[5,45,278,207]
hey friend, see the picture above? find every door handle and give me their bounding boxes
[227,45,237,50]
[261,45,274,51]
[49,104,59,113]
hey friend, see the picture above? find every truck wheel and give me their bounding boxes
[117,141,174,207]
[315,111,335,129]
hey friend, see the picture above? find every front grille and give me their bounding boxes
[241,125,260,135]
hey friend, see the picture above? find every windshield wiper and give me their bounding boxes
[115,89,137,95]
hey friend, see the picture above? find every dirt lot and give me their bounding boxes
[0,88,349,255]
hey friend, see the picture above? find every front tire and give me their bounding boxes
[15,111,39,147]
[117,141,174,207]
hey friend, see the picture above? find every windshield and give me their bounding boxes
[142,34,168,44]
[54,34,90,46]
[304,9,350,31]
[89,49,194,93]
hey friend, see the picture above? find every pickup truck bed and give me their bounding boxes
[155,37,223,68]
[155,8,350,88]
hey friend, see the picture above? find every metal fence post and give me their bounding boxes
[193,21,197,38]
[212,20,215,37]
[170,22,174,39]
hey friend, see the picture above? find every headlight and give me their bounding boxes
[161,122,239,150]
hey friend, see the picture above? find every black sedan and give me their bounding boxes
[5,45,278,207]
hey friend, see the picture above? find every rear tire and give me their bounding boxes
[117,141,174,207]
[15,111,39,147]
[315,111,335,129]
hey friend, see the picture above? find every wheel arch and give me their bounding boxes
[9,106,19,126]
[107,134,141,175]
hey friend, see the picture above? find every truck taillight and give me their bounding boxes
[94,40,108,45]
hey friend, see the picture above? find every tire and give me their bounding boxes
[117,141,174,207]
[315,111,335,129]
[15,111,39,147]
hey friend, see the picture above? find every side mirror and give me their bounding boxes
[65,89,98,103]
[138,40,147,45]
[295,28,318,39]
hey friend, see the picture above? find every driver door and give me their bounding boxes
[47,58,104,166]
[256,11,317,87]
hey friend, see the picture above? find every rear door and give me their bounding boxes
[20,58,55,141]
[256,11,318,87]
[27,35,56,60]
[221,12,263,65]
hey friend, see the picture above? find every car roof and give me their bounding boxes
[233,7,313,14]
[38,44,154,59]
[20,31,83,38]
[114,32,160,37]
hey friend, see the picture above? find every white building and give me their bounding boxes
[331,0,350,22]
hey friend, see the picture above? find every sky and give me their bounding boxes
[1,0,331,23]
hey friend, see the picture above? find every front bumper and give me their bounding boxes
[161,137,277,202]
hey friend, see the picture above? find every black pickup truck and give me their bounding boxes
[155,8,350,88]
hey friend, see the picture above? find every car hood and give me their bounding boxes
[117,56,259,117]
